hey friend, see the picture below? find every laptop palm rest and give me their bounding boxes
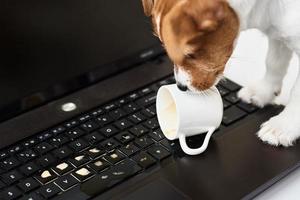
[121,179,190,200]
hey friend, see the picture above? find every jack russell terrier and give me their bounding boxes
[142,0,300,147]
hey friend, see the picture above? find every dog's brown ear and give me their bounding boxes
[142,0,154,16]
[183,0,226,32]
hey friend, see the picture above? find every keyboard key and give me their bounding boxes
[149,129,165,141]
[128,112,147,124]
[157,79,169,87]
[0,157,21,171]
[222,106,247,126]
[84,131,104,145]
[129,125,149,137]
[63,120,78,129]
[0,186,22,200]
[69,155,90,168]
[1,170,23,185]
[136,93,157,107]
[38,183,61,199]
[108,159,141,178]
[225,93,240,104]
[141,106,156,117]
[123,103,140,114]
[17,178,40,193]
[22,139,38,148]
[36,154,56,168]
[0,151,9,160]
[127,92,140,101]
[8,145,23,154]
[160,139,176,151]
[85,147,105,159]
[36,132,52,142]
[34,143,54,155]
[49,135,69,147]
[54,174,78,191]
[109,108,126,120]
[217,85,230,96]
[69,139,89,152]
[99,126,119,137]
[134,136,154,149]
[17,150,37,162]
[139,87,153,96]
[52,146,73,160]
[81,159,141,195]
[223,100,231,109]
[78,114,91,123]
[143,118,159,129]
[50,126,66,135]
[100,139,120,151]
[115,132,135,144]
[237,102,259,113]
[65,128,85,139]
[114,119,133,130]
[20,193,44,200]
[35,169,57,184]
[53,162,74,175]
[147,145,170,160]
[80,121,99,132]
[72,167,94,182]
[19,162,40,176]
[120,143,140,156]
[90,108,104,117]
[104,103,117,112]
[220,79,241,91]
[104,150,125,164]
[133,152,156,168]
[95,115,113,126]
[115,98,129,106]
[89,158,110,172]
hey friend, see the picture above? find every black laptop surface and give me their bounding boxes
[1,1,300,200]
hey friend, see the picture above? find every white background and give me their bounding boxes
[224,30,300,200]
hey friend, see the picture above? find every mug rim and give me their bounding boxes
[156,85,180,140]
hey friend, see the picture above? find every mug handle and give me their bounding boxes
[179,127,216,155]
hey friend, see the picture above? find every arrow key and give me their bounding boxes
[54,174,78,191]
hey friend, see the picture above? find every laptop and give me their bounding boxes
[0,1,299,200]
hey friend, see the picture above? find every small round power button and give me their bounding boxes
[61,102,77,112]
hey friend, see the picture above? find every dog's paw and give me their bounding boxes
[257,113,300,147]
[237,80,281,108]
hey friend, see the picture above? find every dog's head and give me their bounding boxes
[142,0,239,91]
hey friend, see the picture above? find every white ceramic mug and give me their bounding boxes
[156,84,223,155]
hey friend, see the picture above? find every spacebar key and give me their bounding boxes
[52,185,90,200]
[80,159,142,197]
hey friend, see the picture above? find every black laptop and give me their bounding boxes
[0,1,299,200]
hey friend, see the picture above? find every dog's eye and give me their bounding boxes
[185,53,196,59]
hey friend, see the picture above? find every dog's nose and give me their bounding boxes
[177,83,188,91]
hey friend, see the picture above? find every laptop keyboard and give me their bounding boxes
[0,76,259,200]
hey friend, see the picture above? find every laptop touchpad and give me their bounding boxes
[121,179,190,200]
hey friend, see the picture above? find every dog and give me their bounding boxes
[142,0,300,147]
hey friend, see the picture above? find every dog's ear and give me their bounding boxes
[183,0,226,32]
[142,0,154,16]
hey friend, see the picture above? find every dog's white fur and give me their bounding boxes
[169,0,300,146]
[228,0,300,146]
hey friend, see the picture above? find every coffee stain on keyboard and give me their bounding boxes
[41,170,52,179]
[94,160,103,167]
[75,155,84,161]
[76,168,91,176]
[56,162,68,171]
[89,148,100,153]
